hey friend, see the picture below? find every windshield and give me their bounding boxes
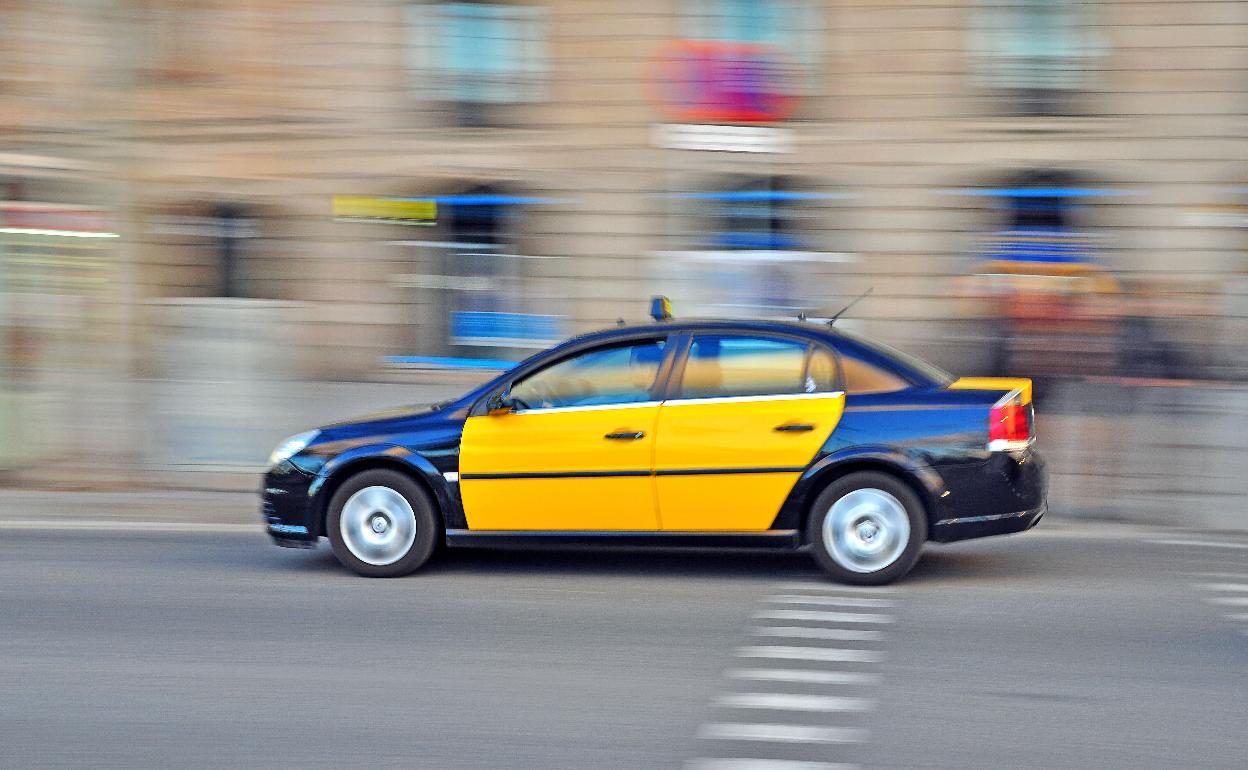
[833,329,954,386]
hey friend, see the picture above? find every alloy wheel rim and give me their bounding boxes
[340,486,417,566]
[823,488,910,573]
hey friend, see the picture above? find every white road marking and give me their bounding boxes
[765,595,896,608]
[751,626,884,642]
[699,723,867,745]
[1197,583,1248,592]
[777,582,895,594]
[727,669,880,686]
[754,609,892,624]
[716,693,873,713]
[737,646,884,664]
[1185,572,1248,580]
[1225,613,1248,622]
[1207,597,1248,607]
[686,760,856,770]
[0,520,257,533]
[1150,538,1248,550]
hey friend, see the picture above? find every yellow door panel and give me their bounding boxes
[654,393,845,531]
[459,404,660,531]
[656,472,804,531]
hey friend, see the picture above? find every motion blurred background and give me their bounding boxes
[2,0,1247,526]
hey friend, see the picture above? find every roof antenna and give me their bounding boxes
[828,287,873,326]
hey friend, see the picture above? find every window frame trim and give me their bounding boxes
[663,330,843,402]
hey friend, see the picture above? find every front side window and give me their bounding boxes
[510,339,667,410]
[678,334,823,399]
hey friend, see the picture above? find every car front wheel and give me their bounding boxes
[327,468,439,577]
[806,471,927,585]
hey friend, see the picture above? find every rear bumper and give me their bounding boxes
[930,501,1046,542]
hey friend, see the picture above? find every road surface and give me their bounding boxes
[1,519,1245,769]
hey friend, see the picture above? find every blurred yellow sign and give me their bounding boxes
[332,196,436,225]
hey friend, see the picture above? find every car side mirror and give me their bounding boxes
[486,390,517,416]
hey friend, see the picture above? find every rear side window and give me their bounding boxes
[839,350,909,395]
[678,334,826,399]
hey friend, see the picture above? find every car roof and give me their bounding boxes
[568,317,840,342]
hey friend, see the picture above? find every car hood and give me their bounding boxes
[319,403,445,433]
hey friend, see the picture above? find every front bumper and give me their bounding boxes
[262,461,319,547]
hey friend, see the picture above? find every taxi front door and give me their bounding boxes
[458,339,668,531]
[653,335,845,531]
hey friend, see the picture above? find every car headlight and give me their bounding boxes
[269,430,320,466]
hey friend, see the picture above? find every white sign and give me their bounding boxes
[653,124,794,154]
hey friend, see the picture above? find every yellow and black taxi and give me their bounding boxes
[263,302,1046,585]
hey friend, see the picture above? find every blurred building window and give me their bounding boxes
[679,335,811,399]
[404,2,550,126]
[969,0,1106,115]
[680,0,822,96]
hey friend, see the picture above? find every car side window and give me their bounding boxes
[509,339,667,410]
[678,335,814,399]
[839,349,910,395]
[807,344,841,393]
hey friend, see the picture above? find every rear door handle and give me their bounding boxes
[774,423,815,433]
[604,431,645,440]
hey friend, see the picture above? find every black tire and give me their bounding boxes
[806,471,927,586]
[326,469,439,578]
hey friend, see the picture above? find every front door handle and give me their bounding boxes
[774,423,815,433]
[604,431,645,440]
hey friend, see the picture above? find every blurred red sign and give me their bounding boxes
[649,40,800,124]
[1,203,111,233]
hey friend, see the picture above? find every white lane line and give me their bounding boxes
[737,646,884,664]
[778,581,895,592]
[1224,613,1248,622]
[0,520,257,533]
[686,760,856,770]
[717,693,873,713]
[1207,597,1248,607]
[1197,583,1248,592]
[699,724,867,745]
[754,609,893,624]
[1150,538,1248,550]
[765,595,896,608]
[727,669,880,686]
[751,626,884,642]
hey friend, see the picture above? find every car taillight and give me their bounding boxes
[988,389,1032,451]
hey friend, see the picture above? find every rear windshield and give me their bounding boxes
[833,329,954,387]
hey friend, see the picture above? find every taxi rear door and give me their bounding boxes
[654,334,844,531]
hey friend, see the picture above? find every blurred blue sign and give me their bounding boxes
[450,311,563,348]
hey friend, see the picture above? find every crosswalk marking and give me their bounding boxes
[726,669,880,686]
[1207,596,1248,607]
[1150,538,1248,550]
[1196,583,1248,592]
[737,646,884,664]
[716,693,874,713]
[686,759,857,770]
[754,609,893,624]
[751,626,884,642]
[698,723,867,745]
[765,595,896,609]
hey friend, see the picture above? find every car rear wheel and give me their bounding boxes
[806,471,926,585]
[327,469,438,577]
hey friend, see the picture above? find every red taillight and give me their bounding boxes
[988,390,1032,450]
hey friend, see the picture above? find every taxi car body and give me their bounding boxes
[263,317,1046,585]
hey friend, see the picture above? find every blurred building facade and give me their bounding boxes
[3,0,1248,473]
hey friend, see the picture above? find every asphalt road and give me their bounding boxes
[1,521,1245,769]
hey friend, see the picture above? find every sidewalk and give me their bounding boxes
[0,490,259,528]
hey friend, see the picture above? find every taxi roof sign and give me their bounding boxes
[650,295,674,321]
